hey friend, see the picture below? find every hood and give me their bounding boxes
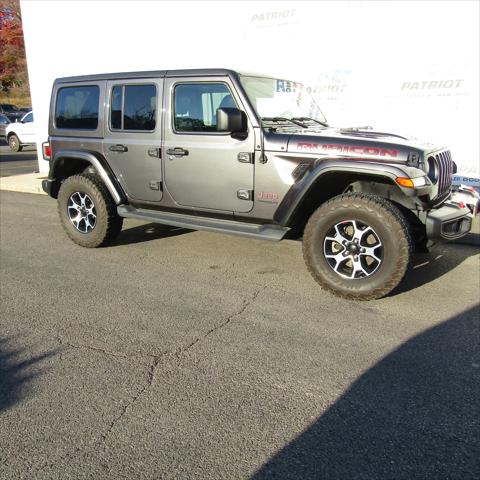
[265,127,442,163]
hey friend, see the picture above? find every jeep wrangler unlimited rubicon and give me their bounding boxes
[42,69,479,300]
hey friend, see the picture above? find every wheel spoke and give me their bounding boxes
[79,193,87,207]
[325,250,346,267]
[71,213,81,228]
[361,245,382,262]
[84,216,92,232]
[350,257,368,278]
[330,224,350,245]
[69,196,81,209]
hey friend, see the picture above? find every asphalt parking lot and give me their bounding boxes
[0,141,38,177]
[1,190,479,479]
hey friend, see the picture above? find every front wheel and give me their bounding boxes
[303,193,413,300]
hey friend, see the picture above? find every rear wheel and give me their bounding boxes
[57,173,123,248]
[8,134,22,152]
[303,193,413,300]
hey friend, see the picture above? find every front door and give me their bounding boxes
[163,77,255,212]
[103,79,163,202]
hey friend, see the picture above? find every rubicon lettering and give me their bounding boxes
[297,143,399,158]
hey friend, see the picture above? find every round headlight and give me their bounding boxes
[427,156,439,184]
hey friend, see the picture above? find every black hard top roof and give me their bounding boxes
[54,68,271,84]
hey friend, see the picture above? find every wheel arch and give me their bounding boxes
[6,131,21,143]
[49,150,126,204]
[275,163,418,235]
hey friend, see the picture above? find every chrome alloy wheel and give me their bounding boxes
[323,220,383,279]
[67,191,97,233]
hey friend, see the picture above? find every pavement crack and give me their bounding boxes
[100,354,163,447]
[180,284,266,355]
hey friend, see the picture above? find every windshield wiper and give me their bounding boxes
[291,117,329,127]
[261,117,309,128]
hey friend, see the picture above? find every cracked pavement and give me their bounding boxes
[1,191,479,479]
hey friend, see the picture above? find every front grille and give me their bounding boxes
[433,150,453,198]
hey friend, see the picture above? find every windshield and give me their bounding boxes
[1,104,19,112]
[239,76,327,125]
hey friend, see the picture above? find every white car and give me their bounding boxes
[6,111,35,152]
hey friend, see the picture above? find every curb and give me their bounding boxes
[0,173,47,195]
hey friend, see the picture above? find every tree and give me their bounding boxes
[0,0,29,94]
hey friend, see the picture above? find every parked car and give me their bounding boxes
[0,103,23,122]
[41,69,479,300]
[5,111,35,152]
[0,113,11,140]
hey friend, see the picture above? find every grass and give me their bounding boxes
[0,94,32,108]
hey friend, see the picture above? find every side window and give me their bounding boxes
[55,85,99,129]
[0,114,9,124]
[110,84,156,131]
[23,112,33,123]
[111,86,122,129]
[174,83,237,132]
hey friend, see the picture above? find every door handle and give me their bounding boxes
[109,144,128,153]
[166,147,189,157]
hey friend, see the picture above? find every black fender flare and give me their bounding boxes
[50,149,126,204]
[274,158,428,226]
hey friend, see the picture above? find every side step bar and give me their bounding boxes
[117,205,289,241]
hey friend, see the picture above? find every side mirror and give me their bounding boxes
[216,107,248,139]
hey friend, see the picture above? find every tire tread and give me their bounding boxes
[302,193,413,300]
[57,173,123,248]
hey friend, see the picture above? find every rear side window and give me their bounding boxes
[110,84,156,131]
[55,85,99,129]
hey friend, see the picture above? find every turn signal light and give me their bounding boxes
[396,177,415,188]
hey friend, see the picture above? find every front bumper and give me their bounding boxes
[426,189,479,241]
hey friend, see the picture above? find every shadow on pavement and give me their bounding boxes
[114,222,192,246]
[251,305,480,479]
[390,232,480,296]
[0,337,56,412]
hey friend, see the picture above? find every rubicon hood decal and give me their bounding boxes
[296,142,399,158]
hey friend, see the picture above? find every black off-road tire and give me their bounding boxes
[57,173,123,248]
[8,134,22,152]
[303,193,413,300]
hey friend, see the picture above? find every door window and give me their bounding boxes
[174,83,237,133]
[110,84,156,131]
[23,112,33,123]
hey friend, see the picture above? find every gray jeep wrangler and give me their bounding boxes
[42,69,479,300]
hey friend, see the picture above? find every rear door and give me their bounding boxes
[18,112,35,142]
[163,77,255,213]
[103,79,163,202]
